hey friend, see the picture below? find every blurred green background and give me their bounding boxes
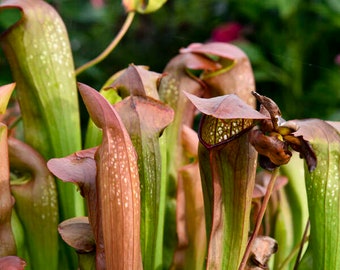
[1,0,339,120]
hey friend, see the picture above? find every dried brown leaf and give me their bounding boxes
[250,129,292,166]
[245,236,278,270]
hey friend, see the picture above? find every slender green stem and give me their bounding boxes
[238,167,280,270]
[293,220,310,270]
[75,11,135,76]
[278,233,309,270]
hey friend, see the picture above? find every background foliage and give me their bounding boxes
[1,0,339,120]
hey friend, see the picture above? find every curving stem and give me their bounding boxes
[75,11,135,76]
[238,167,280,270]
